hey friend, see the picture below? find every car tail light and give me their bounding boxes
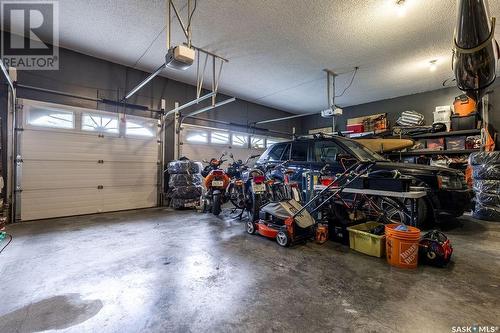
[320,177,335,186]
[437,175,462,190]
[253,175,265,184]
[212,170,224,176]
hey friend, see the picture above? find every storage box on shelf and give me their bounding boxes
[451,113,478,131]
[434,106,452,132]
[446,136,466,150]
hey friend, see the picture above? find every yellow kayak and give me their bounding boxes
[356,138,414,153]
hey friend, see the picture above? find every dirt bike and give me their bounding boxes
[201,153,230,216]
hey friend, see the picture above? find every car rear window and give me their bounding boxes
[266,143,287,161]
[314,141,342,162]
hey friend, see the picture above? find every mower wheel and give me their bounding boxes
[276,230,290,247]
[246,221,256,234]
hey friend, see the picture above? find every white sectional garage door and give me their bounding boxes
[18,99,159,221]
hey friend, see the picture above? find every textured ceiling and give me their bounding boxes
[29,0,500,113]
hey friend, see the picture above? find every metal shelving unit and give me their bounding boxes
[410,129,481,139]
[387,149,480,157]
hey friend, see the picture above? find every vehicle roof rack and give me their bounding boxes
[293,131,347,141]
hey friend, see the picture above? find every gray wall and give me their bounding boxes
[9,46,302,161]
[302,84,500,146]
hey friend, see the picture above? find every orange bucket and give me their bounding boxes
[385,224,421,269]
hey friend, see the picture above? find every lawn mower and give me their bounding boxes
[246,161,375,247]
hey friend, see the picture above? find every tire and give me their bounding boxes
[469,151,500,166]
[378,197,411,226]
[229,183,245,209]
[212,193,222,216]
[473,180,500,195]
[166,185,203,200]
[405,198,432,229]
[473,203,500,221]
[167,160,203,174]
[168,174,203,187]
[276,230,290,247]
[472,165,500,180]
[246,221,256,234]
[475,191,500,207]
[249,192,262,222]
[356,196,411,226]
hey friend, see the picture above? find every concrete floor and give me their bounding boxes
[0,208,498,333]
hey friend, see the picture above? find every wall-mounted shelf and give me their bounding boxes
[387,149,480,157]
[411,129,480,139]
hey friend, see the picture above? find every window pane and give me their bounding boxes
[267,144,286,161]
[232,134,248,147]
[126,117,156,137]
[186,129,208,143]
[82,113,118,133]
[251,136,265,149]
[314,141,341,162]
[291,142,308,161]
[211,131,229,144]
[28,107,74,129]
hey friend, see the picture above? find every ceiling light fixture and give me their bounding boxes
[429,59,438,72]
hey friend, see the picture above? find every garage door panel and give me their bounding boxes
[21,161,157,190]
[21,188,104,220]
[21,186,157,220]
[22,130,158,162]
[100,186,157,211]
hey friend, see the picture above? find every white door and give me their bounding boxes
[18,99,159,221]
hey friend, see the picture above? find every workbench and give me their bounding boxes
[312,185,427,227]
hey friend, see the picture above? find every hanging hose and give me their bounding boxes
[0,233,12,254]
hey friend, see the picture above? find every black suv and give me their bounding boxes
[255,136,472,227]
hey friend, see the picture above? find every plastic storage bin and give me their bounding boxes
[426,138,445,150]
[347,222,386,257]
[445,136,466,150]
[347,123,364,133]
[451,113,477,130]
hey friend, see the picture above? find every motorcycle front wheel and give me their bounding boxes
[228,183,245,209]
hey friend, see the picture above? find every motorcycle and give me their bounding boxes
[201,153,230,216]
[263,160,302,203]
[226,155,248,210]
[226,153,265,221]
